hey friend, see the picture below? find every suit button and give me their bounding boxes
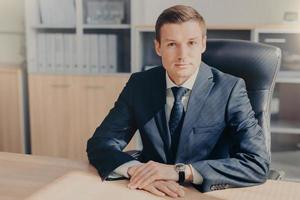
[210,185,216,191]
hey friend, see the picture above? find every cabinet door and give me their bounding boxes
[0,67,25,153]
[29,74,135,160]
[69,76,110,160]
[75,75,136,160]
[29,75,76,158]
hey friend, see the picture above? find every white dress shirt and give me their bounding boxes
[110,67,203,184]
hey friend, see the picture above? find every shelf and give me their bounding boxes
[83,24,131,30]
[276,71,300,83]
[32,24,76,29]
[271,120,300,134]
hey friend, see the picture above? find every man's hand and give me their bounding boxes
[127,161,178,189]
[139,180,185,198]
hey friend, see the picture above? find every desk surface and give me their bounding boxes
[1,152,300,200]
[0,152,95,200]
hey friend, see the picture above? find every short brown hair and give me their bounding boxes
[155,5,207,42]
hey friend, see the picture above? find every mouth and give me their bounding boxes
[174,63,190,68]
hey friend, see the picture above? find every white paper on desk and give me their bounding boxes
[26,171,164,200]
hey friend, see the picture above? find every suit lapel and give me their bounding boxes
[150,67,172,162]
[176,63,215,161]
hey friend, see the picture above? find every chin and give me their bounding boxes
[174,70,193,80]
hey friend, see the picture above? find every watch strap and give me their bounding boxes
[178,171,185,185]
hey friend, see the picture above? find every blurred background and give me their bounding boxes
[0,0,299,182]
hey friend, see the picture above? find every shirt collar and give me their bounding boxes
[166,66,199,90]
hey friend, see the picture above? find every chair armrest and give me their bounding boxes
[125,150,141,160]
[268,169,285,180]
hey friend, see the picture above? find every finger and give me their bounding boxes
[138,173,158,189]
[131,164,147,176]
[127,165,139,177]
[130,163,154,184]
[166,181,185,197]
[129,166,153,188]
[130,170,156,189]
[143,185,165,197]
[155,182,178,198]
[130,164,149,182]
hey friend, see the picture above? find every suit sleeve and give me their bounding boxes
[191,78,270,192]
[86,74,138,180]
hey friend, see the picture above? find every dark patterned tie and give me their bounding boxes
[169,87,189,158]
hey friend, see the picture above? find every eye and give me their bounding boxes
[167,42,176,47]
[189,41,198,46]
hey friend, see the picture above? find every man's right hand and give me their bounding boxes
[137,180,185,198]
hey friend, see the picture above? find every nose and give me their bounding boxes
[177,44,188,61]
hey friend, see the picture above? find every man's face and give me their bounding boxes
[154,20,206,84]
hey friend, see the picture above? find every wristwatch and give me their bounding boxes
[175,163,186,185]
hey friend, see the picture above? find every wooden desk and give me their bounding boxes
[0,152,95,200]
[0,152,299,200]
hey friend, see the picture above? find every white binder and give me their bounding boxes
[107,34,117,73]
[37,33,46,73]
[63,34,72,73]
[89,34,99,74]
[54,34,64,73]
[45,34,55,73]
[98,34,108,73]
[82,35,90,74]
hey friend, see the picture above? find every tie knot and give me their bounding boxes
[171,87,188,101]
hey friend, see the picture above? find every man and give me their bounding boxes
[87,5,269,198]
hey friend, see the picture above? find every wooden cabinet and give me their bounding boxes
[29,74,136,160]
[0,66,25,153]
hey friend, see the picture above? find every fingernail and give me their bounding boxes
[128,184,134,189]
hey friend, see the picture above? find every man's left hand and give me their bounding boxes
[127,161,178,189]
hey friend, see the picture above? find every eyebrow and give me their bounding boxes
[163,37,200,42]
[163,39,176,42]
[188,37,199,40]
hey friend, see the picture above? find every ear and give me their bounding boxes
[201,35,207,53]
[154,39,162,56]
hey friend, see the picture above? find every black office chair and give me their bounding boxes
[202,39,283,180]
[127,39,284,180]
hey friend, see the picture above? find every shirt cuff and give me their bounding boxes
[112,160,142,178]
[189,164,203,185]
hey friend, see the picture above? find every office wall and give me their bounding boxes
[0,0,299,64]
[133,0,300,25]
[0,0,25,64]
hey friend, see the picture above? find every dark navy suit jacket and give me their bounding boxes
[87,62,270,192]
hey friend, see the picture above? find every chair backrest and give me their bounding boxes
[202,39,281,153]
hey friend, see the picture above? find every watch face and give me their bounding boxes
[175,163,186,172]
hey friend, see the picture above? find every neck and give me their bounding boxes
[171,78,186,86]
